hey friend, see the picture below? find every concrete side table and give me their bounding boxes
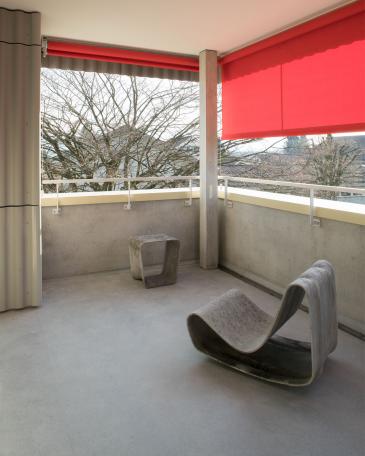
[129,234,180,288]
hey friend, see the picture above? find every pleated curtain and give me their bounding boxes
[0,7,41,310]
[43,54,199,82]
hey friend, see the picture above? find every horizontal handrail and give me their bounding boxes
[42,175,365,195]
[42,175,200,214]
[218,175,365,227]
[42,176,200,185]
[42,175,364,223]
[218,175,365,195]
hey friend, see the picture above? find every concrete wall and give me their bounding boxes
[42,199,199,279]
[42,194,364,333]
[219,200,365,334]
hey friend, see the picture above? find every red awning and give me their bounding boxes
[46,41,199,72]
[221,1,365,139]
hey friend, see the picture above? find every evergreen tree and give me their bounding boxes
[285,136,308,156]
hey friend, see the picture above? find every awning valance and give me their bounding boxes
[42,40,199,82]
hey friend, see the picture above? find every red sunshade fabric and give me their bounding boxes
[221,1,365,139]
[46,41,199,72]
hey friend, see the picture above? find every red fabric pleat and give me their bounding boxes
[47,41,199,72]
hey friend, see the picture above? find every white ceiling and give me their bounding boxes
[1,0,354,56]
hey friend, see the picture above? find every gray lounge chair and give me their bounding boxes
[187,260,337,386]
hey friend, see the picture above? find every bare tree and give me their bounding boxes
[305,135,362,190]
[41,69,256,192]
[223,134,364,197]
[42,70,199,191]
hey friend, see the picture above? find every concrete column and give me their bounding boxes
[199,50,218,269]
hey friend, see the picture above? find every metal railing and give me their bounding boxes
[42,176,200,214]
[42,175,365,225]
[218,175,365,226]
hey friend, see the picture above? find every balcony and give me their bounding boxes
[1,2,365,455]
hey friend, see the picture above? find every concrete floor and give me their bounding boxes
[0,265,364,456]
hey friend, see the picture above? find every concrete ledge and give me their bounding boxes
[41,186,365,226]
[218,187,365,226]
[41,187,200,207]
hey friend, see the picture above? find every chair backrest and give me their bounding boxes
[269,260,336,337]
[269,284,305,336]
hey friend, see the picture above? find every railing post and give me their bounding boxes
[184,178,193,207]
[222,178,233,208]
[309,188,314,225]
[124,178,131,210]
[52,183,61,215]
[309,188,320,227]
[224,178,228,206]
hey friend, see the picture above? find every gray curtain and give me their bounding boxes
[42,54,199,82]
[0,7,41,310]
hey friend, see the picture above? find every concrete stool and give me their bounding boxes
[129,234,180,288]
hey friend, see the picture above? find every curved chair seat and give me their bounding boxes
[187,260,337,386]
